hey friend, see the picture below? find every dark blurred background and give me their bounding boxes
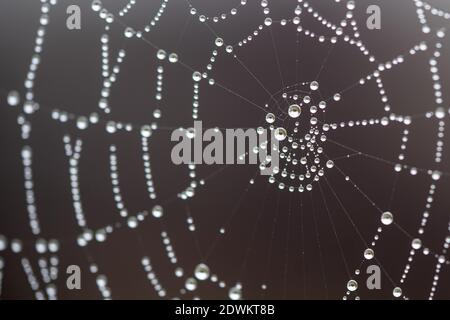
[0,0,450,300]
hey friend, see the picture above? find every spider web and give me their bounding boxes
[0,0,449,300]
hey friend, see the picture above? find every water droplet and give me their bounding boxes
[89,113,99,124]
[264,17,272,26]
[175,267,184,277]
[91,0,102,12]
[431,171,441,181]
[156,49,166,60]
[228,285,242,300]
[303,96,311,104]
[310,81,319,91]
[124,27,135,38]
[215,38,224,47]
[411,238,422,250]
[35,238,47,253]
[393,287,402,298]
[435,107,445,119]
[141,125,152,138]
[364,248,374,260]
[194,263,210,281]
[96,275,107,287]
[185,277,197,291]
[346,1,356,10]
[288,104,301,118]
[0,235,7,251]
[11,239,23,253]
[153,109,161,119]
[23,101,37,114]
[95,230,107,242]
[274,127,287,141]
[106,121,117,134]
[319,101,327,109]
[127,216,138,228]
[152,205,163,218]
[76,116,89,130]
[168,53,178,63]
[7,90,20,106]
[347,280,358,291]
[186,128,196,139]
[381,211,393,225]
[192,71,202,82]
[48,239,59,253]
[265,113,275,124]
[333,93,341,101]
